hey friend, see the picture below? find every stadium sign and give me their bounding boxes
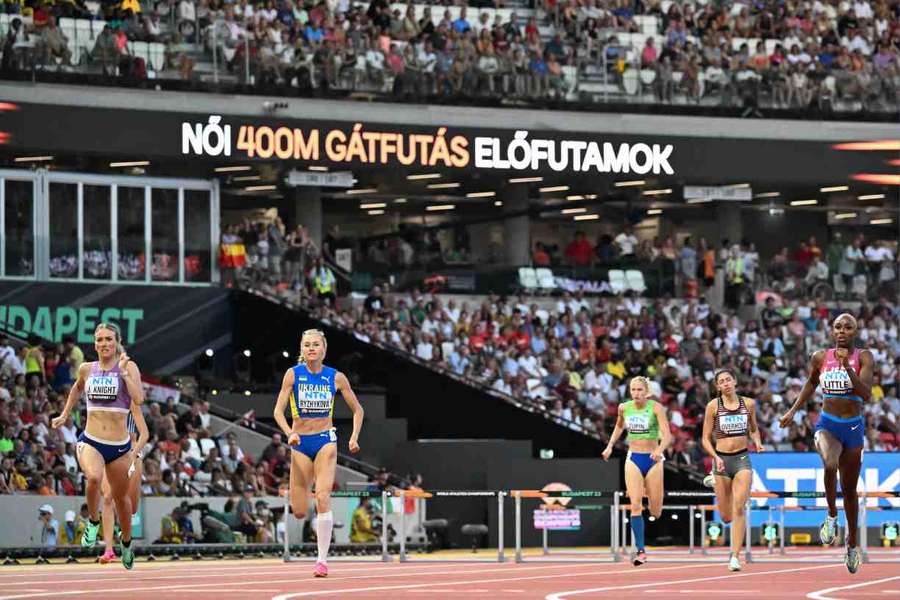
[5,102,890,184]
[182,117,674,175]
[0,304,143,344]
[684,185,753,201]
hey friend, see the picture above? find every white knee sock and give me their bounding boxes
[316,511,334,563]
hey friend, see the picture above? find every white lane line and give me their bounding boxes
[0,563,704,600]
[268,564,719,600]
[2,561,580,586]
[544,564,842,600]
[644,591,760,594]
[807,576,900,600]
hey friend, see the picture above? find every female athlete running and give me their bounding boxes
[52,323,144,569]
[99,406,148,563]
[273,329,364,578]
[779,313,872,574]
[602,376,672,566]
[701,368,763,572]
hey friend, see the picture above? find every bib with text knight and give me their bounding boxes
[86,375,119,403]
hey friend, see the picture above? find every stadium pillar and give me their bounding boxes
[503,185,531,266]
[291,186,323,250]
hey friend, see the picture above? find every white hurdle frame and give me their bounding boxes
[398,490,507,563]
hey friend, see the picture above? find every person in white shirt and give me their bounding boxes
[492,373,513,395]
[415,334,434,361]
[615,226,638,257]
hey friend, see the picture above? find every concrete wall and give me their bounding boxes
[0,494,414,548]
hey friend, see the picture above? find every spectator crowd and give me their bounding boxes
[301,281,900,476]
[1,0,897,111]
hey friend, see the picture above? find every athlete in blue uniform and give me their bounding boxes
[780,313,873,574]
[274,328,364,578]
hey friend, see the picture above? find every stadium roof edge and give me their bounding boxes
[2,83,896,143]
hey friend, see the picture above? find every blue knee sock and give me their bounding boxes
[631,515,645,551]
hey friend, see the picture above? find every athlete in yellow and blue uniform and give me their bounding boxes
[274,329,364,578]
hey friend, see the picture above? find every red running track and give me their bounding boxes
[0,558,897,599]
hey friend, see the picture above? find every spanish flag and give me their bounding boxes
[219,242,247,268]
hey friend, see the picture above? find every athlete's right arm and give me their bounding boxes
[779,350,823,428]
[601,405,625,460]
[700,400,722,472]
[273,368,297,444]
[52,363,90,429]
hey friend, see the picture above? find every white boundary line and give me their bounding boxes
[0,563,706,600]
[268,564,718,600]
[543,564,843,600]
[806,576,900,600]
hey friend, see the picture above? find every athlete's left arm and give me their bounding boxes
[130,400,150,459]
[745,398,764,452]
[119,355,145,406]
[843,350,874,402]
[651,402,673,461]
[336,371,363,454]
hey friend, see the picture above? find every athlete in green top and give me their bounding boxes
[602,376,673,566]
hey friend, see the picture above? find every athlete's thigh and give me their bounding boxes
[313,442,337,494]
[644,461,665,509]
[624,459,646,508]
[104,453,133,496]
[838,446,863,483]
[290,448,315,512]
[100,470,112,498]
[730,469,752,507]
[715,475,734,520]
[814,428,842,467]
[77,441,106,483]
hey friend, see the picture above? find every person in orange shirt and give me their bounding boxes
[533,242,551,266]
[701,238,716,288]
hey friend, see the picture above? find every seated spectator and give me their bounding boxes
[350,497,379,543]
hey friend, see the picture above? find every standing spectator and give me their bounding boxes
[565,231,593,267]
[37,504,58,547]
[679,237,697,289]
[311,258,337,306]
[614,226,638,259]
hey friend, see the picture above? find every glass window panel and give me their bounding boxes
[48,182,77,278]
[184,190,211,282]
[151,188,179,282]
[117,187,146,281]
[83,185,111,280]
[4,180,35,277]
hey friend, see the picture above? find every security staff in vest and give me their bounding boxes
[312,258,337,307]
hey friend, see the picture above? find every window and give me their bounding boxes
[151,188,179,282]
[4,180,35,277]
[184,190,211,282]
[48,183,77,278]
[83,185,111,280]
[118,186,146,281]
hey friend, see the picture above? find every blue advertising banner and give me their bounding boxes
[716,452,900,527]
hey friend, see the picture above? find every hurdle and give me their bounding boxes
[397,489,508,563]
[510,489,621,563]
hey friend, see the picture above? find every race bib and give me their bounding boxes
[821,369,851,395]
[328,428,337,442]
[626,414,650,434]
[719,414,748,435]
[86,375,119,403]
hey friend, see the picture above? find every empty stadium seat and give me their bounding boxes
[608,269,627,294]
[518,267,538,293]
[625,270,647,294]
[535,268,556,293]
